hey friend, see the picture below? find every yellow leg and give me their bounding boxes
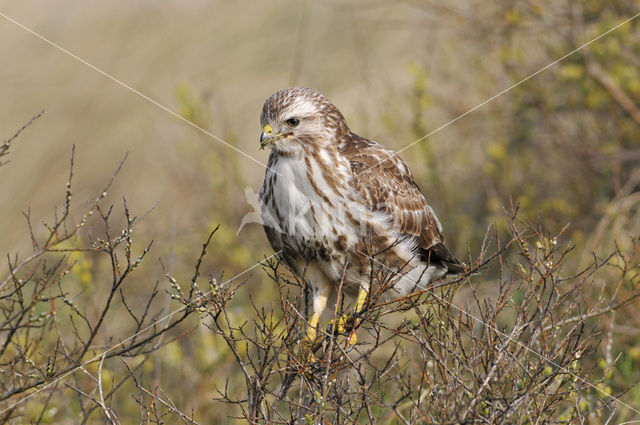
[331,286,369,329]
[355,287,368,314]
[306,312,320,342]
[346,286,368,347]
[301,278,330,362]
[301,312,321,363]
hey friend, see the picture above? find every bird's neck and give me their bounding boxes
[266,141,347,186]
[268,136,337,159]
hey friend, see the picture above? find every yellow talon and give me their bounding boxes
[337,314,348,334]
[329,314,350,334]
[325,287,368,349]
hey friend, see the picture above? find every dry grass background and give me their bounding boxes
[1,0,640,423]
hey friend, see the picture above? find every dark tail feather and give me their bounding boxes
[443,260,465,275]
[420,242,464,274]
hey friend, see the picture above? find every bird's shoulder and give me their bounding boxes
[338,133,414,191]
[338,132,427,215]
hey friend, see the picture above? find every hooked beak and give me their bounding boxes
[260,123,274,149]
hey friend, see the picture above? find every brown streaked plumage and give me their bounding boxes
[257,87,462,340]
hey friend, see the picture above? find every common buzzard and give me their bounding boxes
[258,87,462,344]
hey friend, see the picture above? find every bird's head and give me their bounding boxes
[259,87,349,154]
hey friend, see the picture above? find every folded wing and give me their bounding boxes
[340,134,463,273]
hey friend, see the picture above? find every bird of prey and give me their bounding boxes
[258,87,462,345]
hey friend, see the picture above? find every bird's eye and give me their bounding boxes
[285,118,300,127]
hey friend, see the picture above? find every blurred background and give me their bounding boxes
[1,0,639,422]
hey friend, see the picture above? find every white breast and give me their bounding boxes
[260,154,356,273]
[268,155,319,240]
[259,151,408,285]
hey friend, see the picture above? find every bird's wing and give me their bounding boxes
[340,134,462,271]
